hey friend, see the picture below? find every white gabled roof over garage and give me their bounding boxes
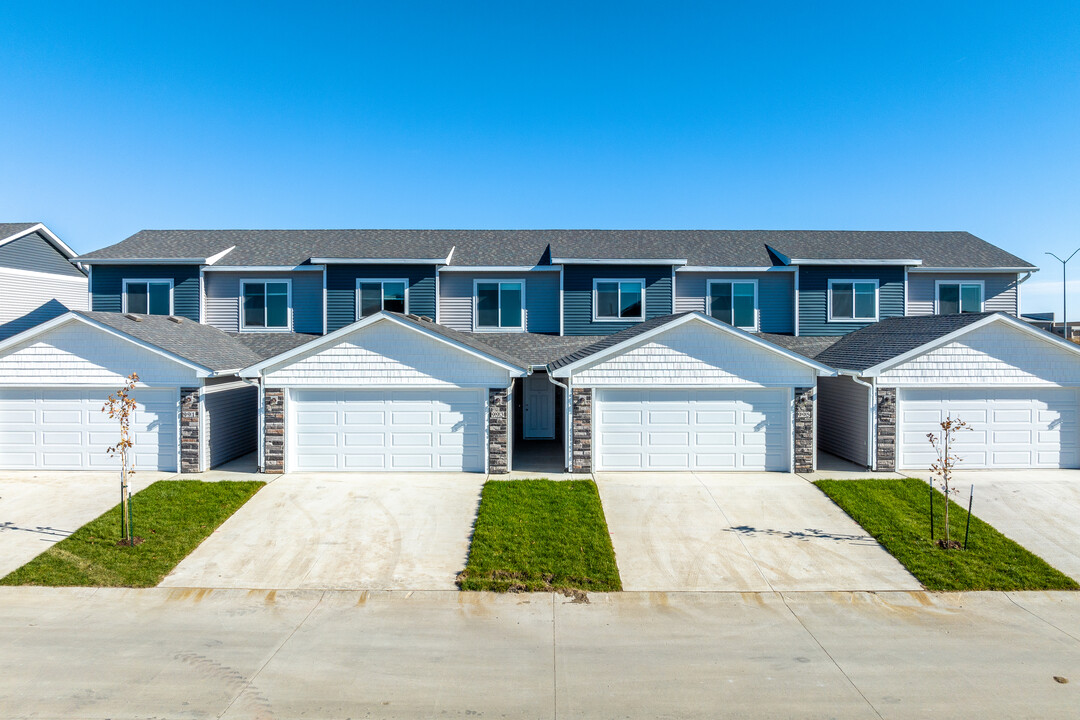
[241,311,528,387]
[549,312,835,387]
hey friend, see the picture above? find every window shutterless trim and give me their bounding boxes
[472,278,526,332]
[355,278,410,320]
[826,278,879,322]
[592,278,646,322]
[934,279,985,314]
[240,278,293,332]
[705,278,759,331]
[121,278,174,315]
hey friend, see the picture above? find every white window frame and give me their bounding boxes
[122,278,174,315]
[592,278,646,322]
[472,279,526,332]
[935,280,985,315]
[827,279,879,322]
[706,279,759,331]
[240,278,293,333]
[355,278,409,320]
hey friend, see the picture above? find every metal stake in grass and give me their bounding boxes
[929,480,934,541]
[964,485,974,550]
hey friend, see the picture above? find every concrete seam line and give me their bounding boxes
[778,592,884,720]
[1004,592,1080,645]
[552,592,558,720]
[691,470,775,592]
[215,589,328,719]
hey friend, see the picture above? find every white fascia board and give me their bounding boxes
[204,246,236,265]
[550,312,836,378]
[550,257,688,265]
[788,258,924,266]
[0,312,212,376]
[0,223,79,260]
[202,265,325,272]
[677,266,795,273]
[857,312,1080,377]
[239,312,527,378]
[907,266,1038,273]
[311,256,451,265]
[74,257,209,265]
[438,265,555,273]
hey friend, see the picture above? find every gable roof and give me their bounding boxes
[0,222,81,262]
[763,231,1034,269]
[472,332,606,367]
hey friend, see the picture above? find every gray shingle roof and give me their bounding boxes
[466,332,605,367]
[75,229,1036,270]
[75,311,264,372]
[546,313,695,370]
[229,332,323,360]
[814,313,996,372]
[0,223,38,241]
[389,313,529,370]
[758,333,840,361]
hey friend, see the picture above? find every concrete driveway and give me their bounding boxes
[0,470,171,577]
[596,472,920,591]
[160,472,486,590]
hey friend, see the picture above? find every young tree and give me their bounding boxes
[103,372,139,546]
[926,415,970,548]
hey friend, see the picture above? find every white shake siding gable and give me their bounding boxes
[877,324,1080,387]
[260,320,512,388]
[570,323,817,387]
[906,273,1019,316]
[438,271,559,333]
[0,321,201,386]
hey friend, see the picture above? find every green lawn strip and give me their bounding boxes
[0,480,263,587]
[815,478,1078,591]
[458,479,622,592]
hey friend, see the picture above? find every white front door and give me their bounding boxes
[595,388,790,471]
[0,387,178,471]
[524,373,555,439]
[899,387,1080,469]
[290,388,486,472]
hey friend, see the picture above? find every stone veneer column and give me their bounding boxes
[793,387,815,473]
[487,387,509,474]
[571,387,593,473]
[179,387,201,473]
[264,387,285,474]
[875,387,897,471]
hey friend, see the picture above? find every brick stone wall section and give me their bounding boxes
[179,387,201,473]
[876,387,897,471]
[571,387,593,473]
[264,387,285,473]
[488,387,509,474]
[793,386,815,473]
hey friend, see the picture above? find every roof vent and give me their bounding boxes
[419,315,433,323]
[168,316,183,324]
[124,314,143,322]
[406,313,421,321]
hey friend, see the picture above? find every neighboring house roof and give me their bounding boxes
[74,229,1036,270]
[0,222,84,270]
[468,332,606,367]
[814,312,997,372]
[0,223,38,240]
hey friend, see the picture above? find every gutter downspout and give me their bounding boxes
[842,371,875,470]
[1016,271,1033,318]
[547,372,572,472]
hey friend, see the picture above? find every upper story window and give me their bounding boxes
[123,279,173,316]
[242,279,291,331]
[594,279,644,322]
[356,279,407,318]
[937,281,983,314]
[475,280,524,331]
[708,280,757,331]
[828,280,878,322]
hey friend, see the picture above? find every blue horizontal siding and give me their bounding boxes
[798,265,905,336]
[563,265,673,335]
[0,232,85,278]
[91,265,201,321]
[326,265,436,332]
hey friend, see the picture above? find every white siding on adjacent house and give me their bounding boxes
[877,323,1080,387]
[204,271,323,334]
[674,271,795,333]
[0,320,201,386]
[438,271,559,333]
[906,273,1019,316]
[570,323,817,387]
[261,319,512,388]
[0,269,87,340]
[817,375,871,466]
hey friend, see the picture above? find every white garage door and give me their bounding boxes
[595,388,790,471]
[899,388,1080,469]
[290,389,486,472]
[0,387,178,471]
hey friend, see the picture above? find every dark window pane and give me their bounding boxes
[477,283,499,327]
[960,284,981,313]
[709,283,732,324]
[832,283,853,318]
[383,282,406,314]
[939,284,960,315]
[360,282,383,317]
[596,282,619,318]
[147,283,170,315]
[733,283,755,327]
[127,282,148,314]
[500,283,522,327]
[244,283,265,327]
[266,283,288,327]
[620,281,642,318]
[854,283,876,319]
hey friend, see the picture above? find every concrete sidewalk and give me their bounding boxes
[1,587,1077,718]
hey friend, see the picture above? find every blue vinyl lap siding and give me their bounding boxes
[798,265,905,336]
[326,265,436,332]
[563,265,673,335]
[91,265,201,321]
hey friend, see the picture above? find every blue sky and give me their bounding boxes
[1,2,1077,313]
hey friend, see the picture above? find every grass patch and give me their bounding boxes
[0,480,263,587]
[457,479,622,592]
[815,477,1078,591]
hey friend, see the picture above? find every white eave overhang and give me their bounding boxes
[550,257,688,266]
[311,255,453,265]
[438,265,556,273]
[74,248,235,266]
[907,266,1038,273]
[786,258,924,266]
[676,265,795,272]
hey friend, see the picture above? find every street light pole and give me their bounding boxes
[1047,248,1080,337]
